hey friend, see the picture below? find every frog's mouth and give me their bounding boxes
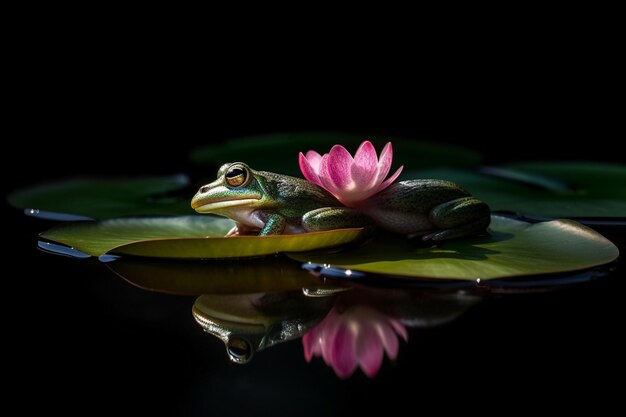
[192,197,261,212]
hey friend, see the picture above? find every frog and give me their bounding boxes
[192,290,337,364]
[191,162,490,241]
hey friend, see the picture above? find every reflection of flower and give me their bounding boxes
[299,141,403,207]
[302,304,408,378]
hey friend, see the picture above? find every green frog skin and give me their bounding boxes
[191,162,490,240]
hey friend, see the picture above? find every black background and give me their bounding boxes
[5,46,623,416]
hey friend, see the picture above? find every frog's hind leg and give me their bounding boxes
[302,207,372,232]
[424,197,490,241]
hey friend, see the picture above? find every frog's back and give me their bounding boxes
[361,179,473,233]
[368,180,471,211]
[259,171,342,217]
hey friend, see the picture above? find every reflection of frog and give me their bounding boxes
[192,291,337,364]
[192,287,481,365]
[192,162,490,240]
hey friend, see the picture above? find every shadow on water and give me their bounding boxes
[330,231,509,264]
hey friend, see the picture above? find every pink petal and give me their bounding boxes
[378,322,400,360]
[302,331,322,362]
[375,166,404,193]
[305,150,323,171]
[329,323,358,379]
[318,154,340,197]
[389,318,408,342]
[376,142,394,185]
[326,145,354,190]
[351,141,379,189]
[355,324,385,378]
[299,152,321,186]
[318,308,341,366]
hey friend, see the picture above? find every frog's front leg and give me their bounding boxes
[302,207,372,232]
[260,214,287,236]
[424,197,490,241]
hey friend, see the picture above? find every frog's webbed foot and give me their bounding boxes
[302,207,372,232]
[225,223,260,237]
[425,197,491,241]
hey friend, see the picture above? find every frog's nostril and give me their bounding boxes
[200,186,209,193]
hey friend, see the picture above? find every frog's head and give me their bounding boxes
[192,294,267,364]
[192,292,337,364]
[191,162,267,214]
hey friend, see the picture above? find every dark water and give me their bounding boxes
[8,227,624,415]
[6,124,624,416]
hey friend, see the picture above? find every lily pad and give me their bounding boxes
[40,216,365,259]
[287,215,619,280]
[408,163,626,219]
[190,132,482,174]
[8,175,192,220]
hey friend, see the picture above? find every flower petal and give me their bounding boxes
[376,142,394,185]
[318,154,340,197]
[326,145,354,190]
[375,166,404,193]
[378,322,400,360]
[389,318,408,342]
[300,140,402,207]
[299,152,321,186]
[318,308,341,366]
[351,141,379,190]
[356,324,385,378]
[305,150,323,171]
[302,329,323,362]
[329,322,358,379]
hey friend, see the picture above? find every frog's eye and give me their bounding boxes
[225,165,249,187]
[226,337,253,364]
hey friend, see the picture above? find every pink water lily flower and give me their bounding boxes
[303,305,408,379]
[299,141,404,207]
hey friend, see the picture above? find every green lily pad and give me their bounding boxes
[8,175,192,220]
[190,132,482,175]
[407,163,626,218]
[287,215,619,280]
[40,216,365,259]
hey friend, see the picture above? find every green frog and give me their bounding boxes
[191,162,490,240]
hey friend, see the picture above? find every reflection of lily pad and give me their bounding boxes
[190,132,481,174]
[40,216,365,258]
[288,216,619,280]
[8,175,192,220]
[108,258,326,295]
[408,163,626,219]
